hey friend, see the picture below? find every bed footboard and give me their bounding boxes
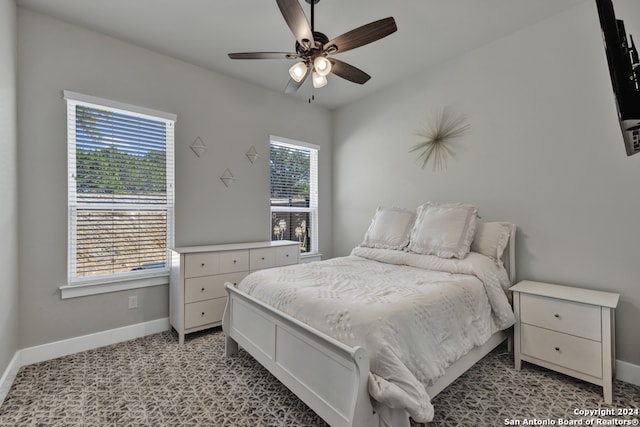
[223,283,379,427]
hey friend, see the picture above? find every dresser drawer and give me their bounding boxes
[219,250,249,273]
[184,252,219,278]
[520,293,601,341]
[250,247,275,270]
[275,245,299,266]
[185,272,248,304]
[184,298,227,329]
[521,324,602,378]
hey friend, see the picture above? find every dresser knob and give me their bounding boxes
[285,254,289,257]
[554,314,560,318]
[261,257,265,260]
[201,312,205,316]
[201,263,205,267]
[201,287,205,292]
[555,347,560,352]
[233,260,237,263]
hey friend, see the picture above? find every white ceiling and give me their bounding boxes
[16,0,587,109]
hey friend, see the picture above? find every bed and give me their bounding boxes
[222,203,517,426]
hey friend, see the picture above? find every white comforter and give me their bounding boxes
[237,247,515,422]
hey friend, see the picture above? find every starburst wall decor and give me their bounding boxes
[409,107,470,171]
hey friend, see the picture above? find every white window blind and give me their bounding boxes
[270,136,318,254]
[65,91,175,287]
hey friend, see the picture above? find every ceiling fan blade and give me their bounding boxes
[285,68,310,94]
[324,17,397,54]
[276,0,314,49]
[329,59,371,84]
[228,52,298,60]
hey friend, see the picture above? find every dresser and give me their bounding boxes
[510,280,619,403]
[170,240,300,344]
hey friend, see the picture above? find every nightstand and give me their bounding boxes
[510,280,619,404]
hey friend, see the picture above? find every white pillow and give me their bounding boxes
[360,207,416,250]
[471,221,513,264]
[408,202,478,259]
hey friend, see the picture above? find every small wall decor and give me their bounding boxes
[190,137,208,158]
[220,168,236,188]
[246,146,259,164]
[410,107,470,171]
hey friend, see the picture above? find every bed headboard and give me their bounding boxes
[502,224,517,285]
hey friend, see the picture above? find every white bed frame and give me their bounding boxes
[222,226,516,427]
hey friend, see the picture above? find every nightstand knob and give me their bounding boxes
[201,287,205,292]
[201,263,205,267]
[555,347,560,352]
[233,260,237,263]
[201,312,205,316]
[554,314,560,318]
[261,257,265,260]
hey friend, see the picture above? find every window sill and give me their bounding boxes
[300,253,322,263]
[60,274,169,299]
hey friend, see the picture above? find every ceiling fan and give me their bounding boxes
[228,0,397,94]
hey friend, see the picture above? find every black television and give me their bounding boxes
[595,0,640,156]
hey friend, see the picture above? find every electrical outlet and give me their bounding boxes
[128,295,138,310]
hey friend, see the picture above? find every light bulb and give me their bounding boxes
[312,71,327,88]
[288,62,308,82]
[313,56,332,77]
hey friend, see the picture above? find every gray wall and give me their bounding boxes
[0,1,18,372]
[17,8,332,349]
[0,0,19,376]
[332,2,640,365]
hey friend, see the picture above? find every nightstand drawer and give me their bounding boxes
[185,272,248,303]
[520,293,601,341]
[184,298,227,329]
[521,324,602,378]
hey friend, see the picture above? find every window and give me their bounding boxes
[63,91,175,295]
[270,135,318,255]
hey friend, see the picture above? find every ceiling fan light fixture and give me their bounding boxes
[229,0,397,95]
[312,71,328,88]
[289,61,308,82]
[313,56,332,76]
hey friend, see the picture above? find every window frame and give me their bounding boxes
[61,91,176,299]
[269,135,319,257]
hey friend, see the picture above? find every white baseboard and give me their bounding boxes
[0,352,22,407]
[0,317,169,406]
[20,317,169,366]
[616,359,640,387]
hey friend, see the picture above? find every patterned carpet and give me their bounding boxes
[1,328,638,426]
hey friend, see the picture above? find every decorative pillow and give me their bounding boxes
[408,202,478,259]
[471,221,513,264]
[360,207,416,250]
